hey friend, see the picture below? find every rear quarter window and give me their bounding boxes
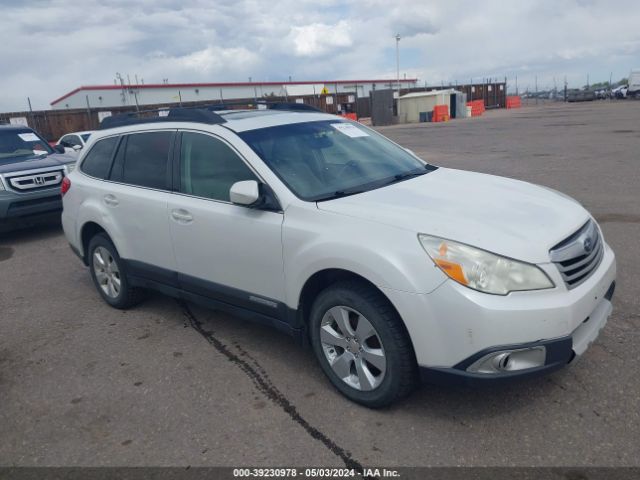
[80,136,119,179]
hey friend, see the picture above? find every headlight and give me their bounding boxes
[418,234,554,295]
[0,179,4,191]
[66,163,76,173]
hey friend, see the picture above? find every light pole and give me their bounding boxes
[395,34,401,97]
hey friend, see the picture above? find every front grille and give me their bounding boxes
[6,170,63,192]
[550,220,604,289]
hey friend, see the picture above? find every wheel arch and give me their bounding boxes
[295,269,414,351]
[79,221,111,265]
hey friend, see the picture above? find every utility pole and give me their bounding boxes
[395,34,401,98]
[116,72,128,105]
[609,71,613,100]
[85,95,93,127]
[535,75,538,105]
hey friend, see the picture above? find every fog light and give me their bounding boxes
[467,346,546,374]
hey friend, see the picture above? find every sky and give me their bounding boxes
[1,0,639,112]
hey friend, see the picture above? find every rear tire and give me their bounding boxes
[309,280,417,408]
[88,233,144,309]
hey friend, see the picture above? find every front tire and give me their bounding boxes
[88,233,143,309]
[309,280,417,407]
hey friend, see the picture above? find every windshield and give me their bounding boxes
[239,120,432,201]
[0,129,53,159]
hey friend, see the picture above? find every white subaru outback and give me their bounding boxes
[61,105,616,407]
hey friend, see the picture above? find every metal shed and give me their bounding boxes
[398,89,462,123]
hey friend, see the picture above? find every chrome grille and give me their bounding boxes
[3,168,64,192]
[550,220,604,289]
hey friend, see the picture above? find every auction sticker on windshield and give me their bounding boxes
[330,123,369,138]
[18,133,40,142]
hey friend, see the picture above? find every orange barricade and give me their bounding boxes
[506,96,522,109]
[340,113,358,121]
[432,104,449,122]
[466,100,485,117]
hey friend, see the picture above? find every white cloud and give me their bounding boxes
[288,21,352,57]
[0,0,639,111]
[176,46,259,73]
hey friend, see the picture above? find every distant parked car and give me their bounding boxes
[612,85,628,99]
[567,90,595,102]
[56,131,94,156]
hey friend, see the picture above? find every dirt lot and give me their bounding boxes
[1,101,639,468]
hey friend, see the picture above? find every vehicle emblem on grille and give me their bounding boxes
[583,236,593,253]
[34,176,45,185]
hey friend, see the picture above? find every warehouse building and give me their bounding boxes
[50,79,418,110]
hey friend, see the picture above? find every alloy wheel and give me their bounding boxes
[319,305,386,391]
[93,246,121,299]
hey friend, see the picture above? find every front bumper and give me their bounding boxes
[0,188,62,223]
[419,281,614,386]
[381,242,616,370]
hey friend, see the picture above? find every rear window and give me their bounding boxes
[122,131,172,189]
[81,136,119,179]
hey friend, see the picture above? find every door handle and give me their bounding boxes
[171,209,193,224]
[103,194,119,207]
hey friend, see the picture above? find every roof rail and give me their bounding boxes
[99,101,324,129]
[99,107,227,130]
[268,102,322,112]
[206,101,322,113]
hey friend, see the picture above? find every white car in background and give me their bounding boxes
[61,105,616,407]
[612,85,628,99]
[56,130,94,156]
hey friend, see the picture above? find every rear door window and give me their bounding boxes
[80,136,119,179]
[121,131,173,190]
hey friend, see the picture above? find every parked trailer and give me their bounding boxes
[628,69,640,98]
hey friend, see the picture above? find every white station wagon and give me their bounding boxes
[61,104,616,407]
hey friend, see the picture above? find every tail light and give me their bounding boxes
[61,177,71,196]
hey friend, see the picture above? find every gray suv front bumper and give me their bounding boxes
[0,187,62,224]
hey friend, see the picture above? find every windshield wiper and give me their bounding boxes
[313,189,366,202]
[382,168,429,186]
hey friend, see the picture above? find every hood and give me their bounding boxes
[317,168,590,264]
[0,152,76,174]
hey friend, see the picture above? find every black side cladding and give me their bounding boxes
[99,108,227,130]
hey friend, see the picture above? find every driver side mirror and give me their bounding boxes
[53,144,66,154]
[230,180,260,206]
[230,180,281,211]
